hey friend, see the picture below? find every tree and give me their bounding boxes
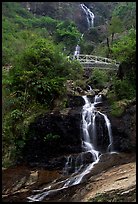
[9,37,83,106]
[108,16,123,44]
[105,16,123,57]
[55,20,81,53]
[3,37,83,166]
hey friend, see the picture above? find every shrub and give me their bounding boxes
[112,77,135,100]
[88,69,110,89]
[2,37,83,167]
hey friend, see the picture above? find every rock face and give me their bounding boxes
[2,153,136,202]
[2,93,136,202]
[21,94,136,169]
[110,104,136,152]
[22,107,82,168]
[21,2,118,32]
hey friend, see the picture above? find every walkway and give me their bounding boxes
[75,54,119,70]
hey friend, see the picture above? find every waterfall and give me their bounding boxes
[27,94,114,202]
[73,44,80,59]
[63,155,73,175]
[88,85,95,94]
[80,3,95,29]
[73,33,83,60]
[97,111,113,151]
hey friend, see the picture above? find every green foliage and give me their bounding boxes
[74,79,87,90]
[9,38,82,105]
[108,16,123,36]
[55,20,81,53]
[10,109,23,121]
[2,2,32,19]
[80,41,95,55]
[2,36,83,167]
[44,133,60,142]
[8,37,82,107]
[109,28,136,104]
[108,74,136,117]
[2,2,84,166]
[111,28,136,62]
[112,2,136,30]
[110,101,125,117]
[2,2,82,66]
[92,44,108,58]
[88,69,110,89]
[111,77,135,101]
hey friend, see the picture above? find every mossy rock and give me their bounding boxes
[88,187,136,202]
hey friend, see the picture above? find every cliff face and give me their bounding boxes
[20,94,136,169]
[21,2,118,32]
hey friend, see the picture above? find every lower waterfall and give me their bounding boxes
[27,94,114,202]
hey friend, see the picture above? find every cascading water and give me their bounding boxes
[73,44,80,59]
[27,91,114,202]
[80,3,95,29]
[73,33,83,60]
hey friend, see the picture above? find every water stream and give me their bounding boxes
[80,3,95,29]
[73,44,80,59]
[27,91,113,202]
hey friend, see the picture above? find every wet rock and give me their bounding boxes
[98,87,109,98]
[82,151,95,165]
[67,95,85,108]
[110,104,136,152]
[21,108,82,168]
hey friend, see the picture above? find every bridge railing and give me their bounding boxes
[77,54,119,67]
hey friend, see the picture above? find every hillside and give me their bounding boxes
[3,2,136,65]
[2,2,136,202]
[2,2,81,65]
[21,2,118,31]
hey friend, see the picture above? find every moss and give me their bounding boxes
[109,98,136,117]
[88,187,136,202]
[2,100,49,168]
[110,101,125,117]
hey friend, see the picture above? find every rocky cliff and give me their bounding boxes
[20,91,136,170]
[21,2,118,32]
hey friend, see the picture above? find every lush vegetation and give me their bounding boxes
[107,28,136,116]
[2,2,83,167]
[2,2,81,65]
[112,2,136,30]
[86,69,111,90]
[87,2,136,116]
[2,2,136,166]
[3,37,83,167]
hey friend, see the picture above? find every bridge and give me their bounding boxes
[74,54,120,70]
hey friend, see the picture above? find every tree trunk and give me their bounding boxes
[106,37,111,58]
[111,32,114,44]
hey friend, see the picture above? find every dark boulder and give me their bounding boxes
[22,108,83,167]
[67,95,85,108]
[110,105,136,152]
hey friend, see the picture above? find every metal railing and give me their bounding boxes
[76,54,119,68]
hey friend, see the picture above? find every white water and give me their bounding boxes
[97,111,113,151]
[80,3,95,29]
[73,44,80,59]
[88,85,95,95]
[94,94,102,104]
[27,93,113,202]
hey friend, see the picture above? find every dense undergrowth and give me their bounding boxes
[2,2,136,167]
